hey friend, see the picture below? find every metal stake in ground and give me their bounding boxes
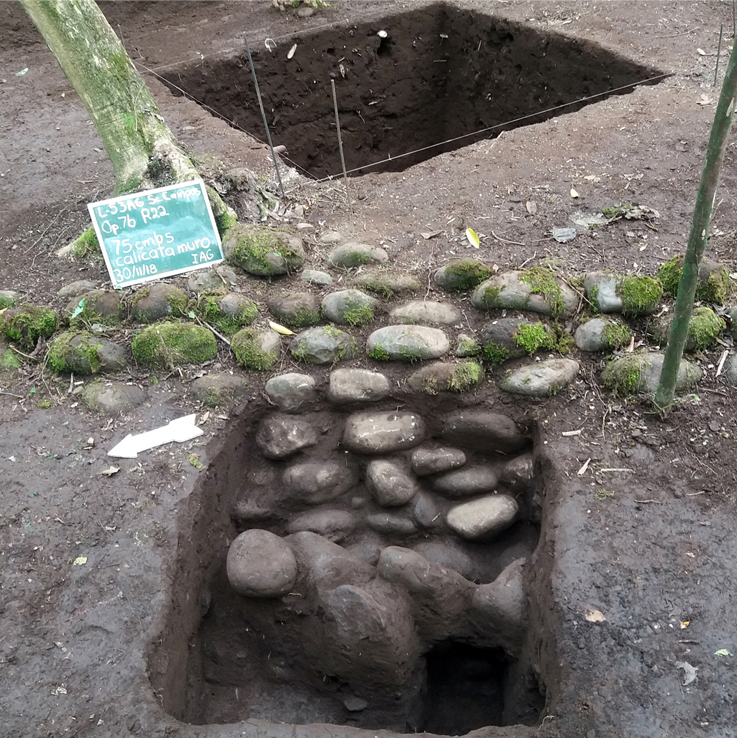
[330,79,352,210]
[244,34,284,197]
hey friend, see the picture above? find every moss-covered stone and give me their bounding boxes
[602,351,702,397]
[514,323,557,354]
[49,331,126,374]
[652,306,724,352]
[66,290,123,326]
[268,292,321,328]
[69,228,100,258]
[231,328,280,370]
[658,255,732,304]
[519,266,566,316]
[0,304,57,349]
[434,259,492,292]
[190,373,249,407]
[131,284,189,323]
[407,360,484,394]
[617,275,662,316]
[206,184,238,238]
[0,339,21,370]
[353,270,421,298]
[198,290,258,334]
[0,290,18,309]
[223,224,305,276]
[131,322,217,367]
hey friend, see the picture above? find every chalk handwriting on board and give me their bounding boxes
[88,180,224,289]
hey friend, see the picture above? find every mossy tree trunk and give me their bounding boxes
[20,0,202,194]
[654,41,737,412]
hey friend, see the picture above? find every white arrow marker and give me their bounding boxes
[108,414,204,458]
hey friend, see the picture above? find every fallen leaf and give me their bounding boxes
[465,228,480,248]
[73,556,88,566]
[714,648,733,657]
[570,188,579,198]
[526,201,537,214]
[584,608,606,623]
[698,94,711,106]
[15,67,29,76]
[98,466,120,477]
[287,43,297,59]
[676,661,698,685]
[697,48,706,56]
[269,321,295,335]
[680,620,690,629]
[421,230,442,240]
[188,453,204,470]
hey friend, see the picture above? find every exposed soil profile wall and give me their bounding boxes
[159,3,662,178]
[149,394,550,735]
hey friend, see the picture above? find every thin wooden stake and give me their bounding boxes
[330,79,352,210]
[733,0,736,38]
[244,34,284,197]
[714,24,724,86]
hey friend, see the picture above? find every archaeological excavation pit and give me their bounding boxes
[159,3,662,178]
[149,389,549,734]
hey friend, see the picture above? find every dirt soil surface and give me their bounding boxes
[2,2,737,737]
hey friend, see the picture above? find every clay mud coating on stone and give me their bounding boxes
[151,399,544,733]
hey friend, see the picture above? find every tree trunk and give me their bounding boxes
[654,41,737,412]
[20,0,199,194]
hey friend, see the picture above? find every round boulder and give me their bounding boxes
[131,284,188,323]
[367,325,449,362]
[446,494,519,540]
[226,529,298,597]
[328,368,390,404]
[343,411,426,454]
[411,447,466,476]
[265,373,317,412]
[256,415,318,459]
[283,461,356,504]
[322,289,378,326]
[268,291,321,328]
[366,459,419,507]
[224,224,305,276]
[328,242,389,268]
[289,326,359,364]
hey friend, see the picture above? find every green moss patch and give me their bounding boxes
[482,342,510,365]
[224,224,303,276]
[70,228,100,259]
[231,328,278,370]
[601,321,632,350]
[0,304,57,350]
[342,302,375,327]
[449,360,484,391]
[131,322,217,367]
[658,255,731,304]
[688,306,725,351]
[368,345,391,361]
[198,290,258,334]
[617,275,662,316]
[514,323,557,354]
[520,266,565,316]
[439,259,492,291]
[602,354,644,396]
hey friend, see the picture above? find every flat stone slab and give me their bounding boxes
[343,411,426,454]
[584,272,622,313]
[389,300,462,325]
[471,270,578,316]
[328,368,390,404]
[301,269,333,286]
[286,510,357,543]
[265,373,317,412]
[353,270,421,297]
[367,325,449,362]
[500,358,580,397]
[446,494,519,540]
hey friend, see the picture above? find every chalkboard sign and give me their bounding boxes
[88,179,224,289]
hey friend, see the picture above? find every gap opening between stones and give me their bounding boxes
[160,3,663,178]
[149,392,546,733]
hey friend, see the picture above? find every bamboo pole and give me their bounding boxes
[654,40,737,412]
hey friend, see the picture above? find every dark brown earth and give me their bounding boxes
[2,2,737,738]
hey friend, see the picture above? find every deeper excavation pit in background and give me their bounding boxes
[149,396,547,734]
[159,2,662,178]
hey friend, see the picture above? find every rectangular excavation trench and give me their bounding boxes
[148,396,548,735]
[159,3,662,178]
